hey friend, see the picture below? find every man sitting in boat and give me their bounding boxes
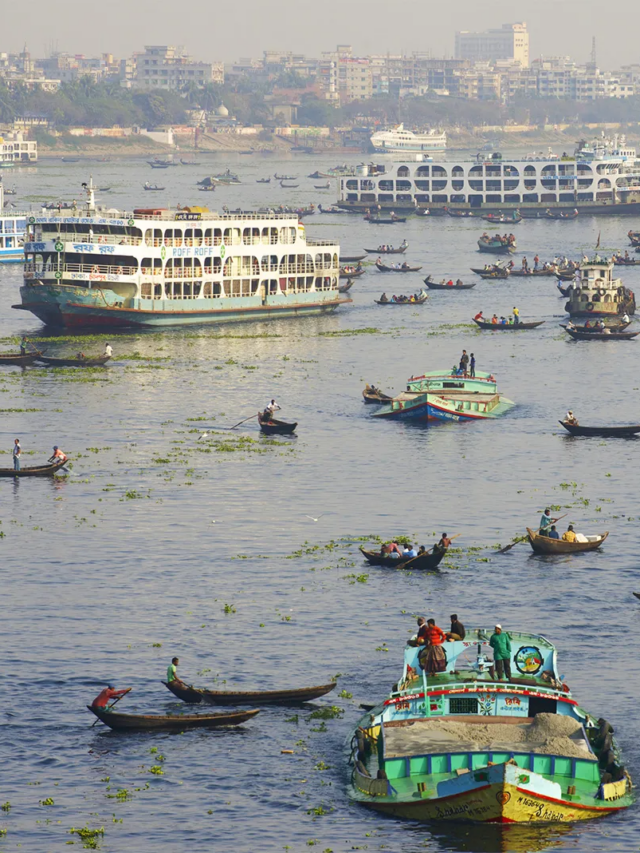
[474,311,484,321]
[491,314,498,324]
[562,524,577,542]
[379,293,389,303]
[91,685,131,710]
[564,410,579,425]
[401,262,410,270]
[402,543,417,558]
[48,446,68,464]
[381,541,402,559]
[166,656,187,687]
[542,525,560,539]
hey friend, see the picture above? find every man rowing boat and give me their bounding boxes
[91,685,131,710]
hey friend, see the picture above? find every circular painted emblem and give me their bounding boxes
[54,271,62,279]
[496,791,511,806]
[54,241,64,253]
[514,645,543,675]
[161,245,166,261]
[28,216,36,224]
[128,218,135,227]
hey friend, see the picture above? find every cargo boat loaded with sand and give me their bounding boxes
[15,179,347,329]
[348,629,633,823]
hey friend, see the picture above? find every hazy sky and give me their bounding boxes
[3,0,636,70]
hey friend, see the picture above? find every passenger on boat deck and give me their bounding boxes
[459,350,469,373]
[491,314,498,324]
[474,311,484,321]
[380,293,388,302]
[500,316,507,325]
[166,657,182,684]
[446,614,466,642]
[456,279,463,286]
[562,524,577,542]
[403,544,417,557]
[567,320,577,331]
[546,525,560,540]
[534,254,540,270]
[470,353,475,377]
[412,617,429,645]
[584,319,591,328]
[513,306,520,324]
[384,541,402,558]
[489,625,511,681]
[539,508,559,531]
[417,545,426,555]
[91,685,131,709]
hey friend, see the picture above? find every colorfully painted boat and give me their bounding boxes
[16,179,347,329]
[559,420,640,437]
[164,680,336,705]
[88,704,259,731]
[348,629,633,823]
[564,257,635,318]
[526,528,608,554]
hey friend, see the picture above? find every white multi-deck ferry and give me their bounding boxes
[16,180,347,329]
[342,136,640,215]
[370,124,447,154]
[0,181,26,263]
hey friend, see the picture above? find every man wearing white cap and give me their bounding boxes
[489,624,512,682]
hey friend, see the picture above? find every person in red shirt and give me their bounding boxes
[421,619,447,676]
[474,311,484,321]
[91,686,131,710]
[425,619,446,645]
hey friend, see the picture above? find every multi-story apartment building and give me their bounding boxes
[455,23,529,67]
[318,46,372,103]
[132,46,223,91]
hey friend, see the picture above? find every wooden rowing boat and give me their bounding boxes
[559,420,640,437]
[339,268,364,278]
[37,355,111,367]
[470,267,509,278]
[0,458,67,478]
[546,210,579,220]
[477,238,516,254]
[340,253,367,263]
[526,528,608,554]
[424,277,476,290]
[163,680,336,705]
[482,213,522,224]
[374,296,427,305]
[0,352,40,366]
[565,329,638,341]
[88,704,260,731]
[559,322,630,332]
[338,279,354,293]
[365,216,407,224]
[258,414,297,435]
[473,318,544,330]
[359,547,447,571]
[375,262,422,273]
[509,268,556,277]
[364,246,407,254]
[363,387,392,404]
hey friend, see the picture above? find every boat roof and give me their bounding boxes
[408,370,495,382]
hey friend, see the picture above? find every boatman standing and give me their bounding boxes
[13,438,21,472]
[265,400,281,417]
[489,625,511,681]
[104,343,113,358]
[539,508,560,532]
[91,685,131,709]
[513,306,520,325]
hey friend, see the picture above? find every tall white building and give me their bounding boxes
[132,46,223,91]
[455,23,529,67]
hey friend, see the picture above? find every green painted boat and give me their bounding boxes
[348,628,633,824]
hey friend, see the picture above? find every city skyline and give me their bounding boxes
[1,0,636,69]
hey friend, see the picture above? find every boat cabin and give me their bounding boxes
[565,257,635,317]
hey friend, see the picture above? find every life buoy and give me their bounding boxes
[586,303,594,311]
[92,265,99,274]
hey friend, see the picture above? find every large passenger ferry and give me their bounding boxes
[370,124,447,154]
[341,136,640,215]
[0,181,26,263]
[15,180,346,329]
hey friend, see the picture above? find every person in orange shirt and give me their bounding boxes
[49,446,68,463]
[421,619,447,675]
[91,686,131,710]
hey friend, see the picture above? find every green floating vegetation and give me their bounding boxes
[69,826,105,849]
[307,705,343,721]
[319,327,383,337]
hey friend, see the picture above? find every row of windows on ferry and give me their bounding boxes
[346,176,632,193]
[346,191,611,203]
[139,276,338,300]
[0,219,26,233]
[352,163,619,180]
[36,223,302,247]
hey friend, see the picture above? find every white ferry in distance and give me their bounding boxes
[0,180,26,263]
[370,124,447,154]
[16,180,347,329]
[341,135,640,215]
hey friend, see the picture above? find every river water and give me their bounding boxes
[1,154,639,852]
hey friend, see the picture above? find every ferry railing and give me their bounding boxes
[33,234,143,247]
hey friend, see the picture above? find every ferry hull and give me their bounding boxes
[0,250,24,264]
[354,761,628,824]
[337,200,640,217]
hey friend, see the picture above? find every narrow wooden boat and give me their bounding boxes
[546,210,579,220]
[565,329,638,341]
[143,185,165,191]
[559,322,630,332]
[374,296,427,305]
[37,355,111,366]
[365,216,407,224]
[280,182,299,188]
[482,213,522,224]
[509,268,556,277]
[256,178,271,183]
[258,414,297,435]
[477,238,516,254]
[424,277,476,290]
[470,267,509,278]
[340,253,367,262]
[0,352,40,366]
[375,262,422,273]
[314,183,331,189]
[527,527,608,554]
[473,318,544,330]
[88,705,260,731]
[363,387,393,404]
[164,680,336,705]
[613,258,640,266]
[364,246,407,254]
[359,547,446,571]
[559,421,640,437]
[340,268,364,278]
[338,279,354,293]
[0,458,67,477]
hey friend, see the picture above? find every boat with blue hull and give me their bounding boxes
[348,629,633,824]
[15,179,348,329]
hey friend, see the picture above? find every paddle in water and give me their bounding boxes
[90,686,132,727]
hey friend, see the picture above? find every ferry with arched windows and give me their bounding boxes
[16,181,346,328]
[339,137,640,215]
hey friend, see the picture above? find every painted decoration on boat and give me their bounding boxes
[515,645,544,675]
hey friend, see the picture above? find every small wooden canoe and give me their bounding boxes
[0,352,40,366]
[363,388,393,404]
[88,705,259,731]
[339,268,364,279]
[364,246,407,254]
[375,262,422,273]
[424,277,476,290]
[559,421,640,437]
[338,279,354,293]
[509,268,556,277]
[477,239,516,254]
[37,355,111,366]
[527,528,608,554]
[164,680,336,706]
[365,216,407,224]
[374,296,427,305]
[546,211,579,220]
[0,458,67,478]
[482,214,522,224]
[470,267,509,278]
[340,253,367,263]
[473,318,545,330]
[560,322,630,332]
[359,547,446,571]
[565,329,638,341]
[258,414,297,435]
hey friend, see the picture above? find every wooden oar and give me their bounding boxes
[498,515,567,554]
[90,688,131,727]
[230,414,259,430]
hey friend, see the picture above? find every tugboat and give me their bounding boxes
[372,370,515,422]
[348,629,634,823]
[564,257,635,317]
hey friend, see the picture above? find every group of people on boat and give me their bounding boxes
[11,439,67,472]
[377,259,413,270]
[450,350,476,377]
[341,263,363,274]
[438,279,464,287]
[376,241,407,252]
[379,291,426,303]
[480,232,516,247]
[539,508,580,542]
[381,533,451,560]
[613,251,634,264]
[474,310,521,326]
